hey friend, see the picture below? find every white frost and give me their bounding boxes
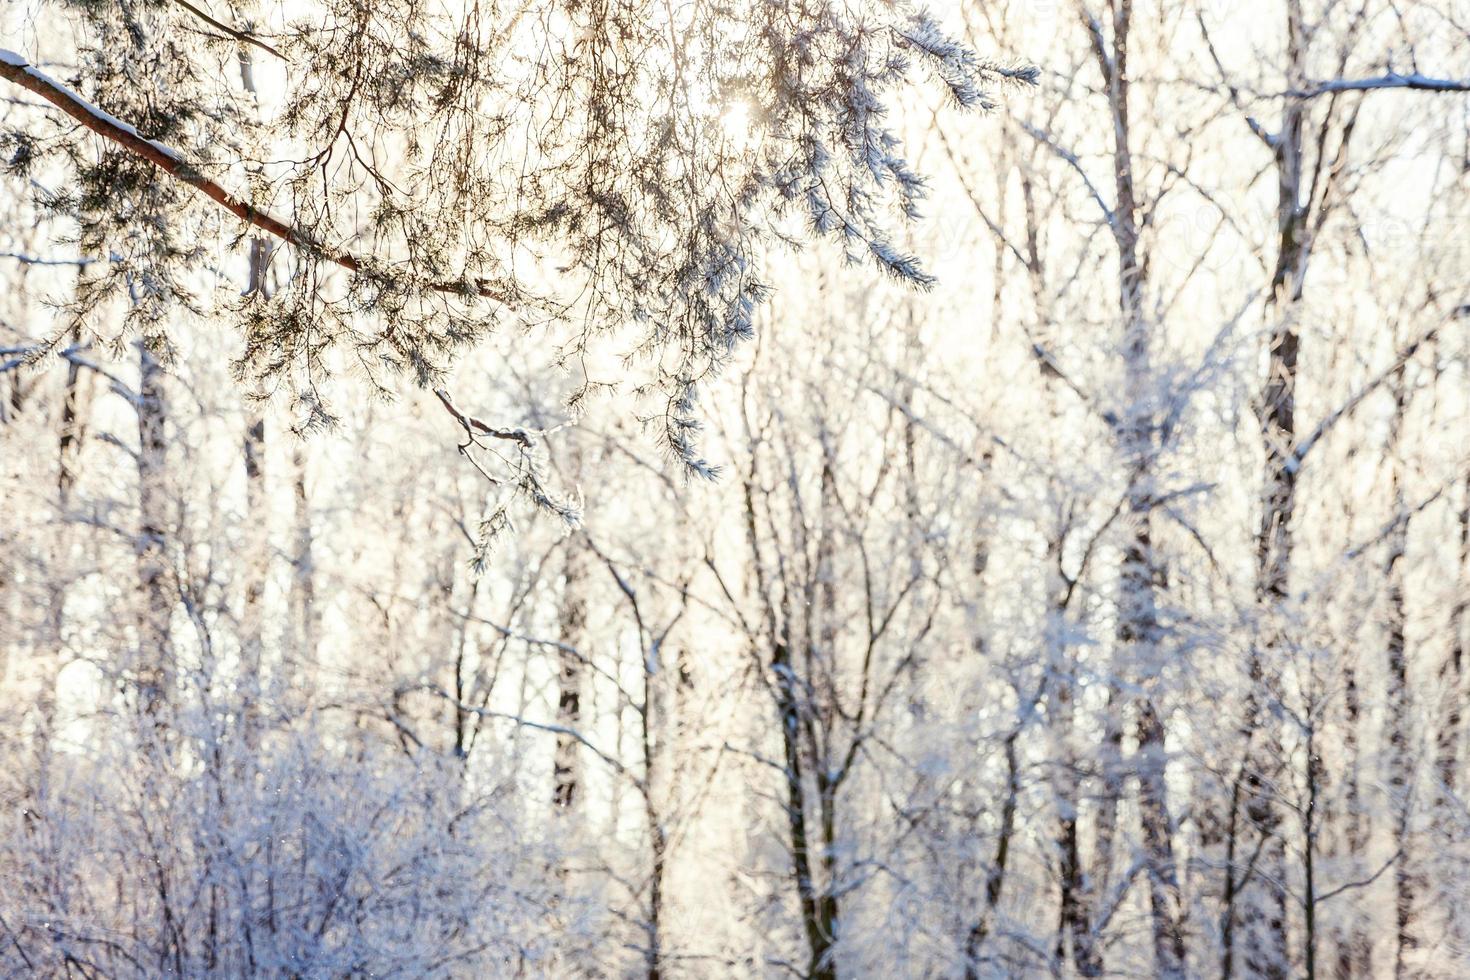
[1,48,183,162]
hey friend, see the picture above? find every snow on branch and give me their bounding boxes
[0,50,514,307]
[433,388,533,449]
[1289,72,1470,98]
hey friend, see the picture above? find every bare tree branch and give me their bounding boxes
[1291,324,1440,471]
[1289,73,1470,98]
[433,388,533,448]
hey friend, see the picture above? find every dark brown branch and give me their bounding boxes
[433,388,533,448]
[168,0,287,62]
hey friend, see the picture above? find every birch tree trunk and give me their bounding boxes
[38,324,87,792]
[135,339,172,718]
[638,640,667,980]
[238,45,271,738]
[1338,649,1370,979]
[289,446,318,690]
[553,468,588,814]
[240,411,266,737]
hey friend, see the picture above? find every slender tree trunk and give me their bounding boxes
[639,629,666,980]
[1384,370,1418,977]
[237,43,271,742]
[1335,656,1370,979]
[1052,670,1101,974]
[813,769,840,980]
[135,340,172,717]
[744,425,837,979]
[1038,527,1102,975]
[1091,2,1186,970]
[1434,471,1470,958]
[1437,473,1468,801]
[1236,294,1297,979]
[1117,219,1187,980]
[34,324,87,814]
[1228,4,1307,973]
[57,326,84,506]
[451,576,481,759]
[553,534,588,813]
[289,446,317,690]
[644,804,666,980]
[809,449,842,978]
[965,729,1017,976]
[1303,717,1321,980]
[240,412,266,737]
[1089,670,1124,926]
[779,663,834,980]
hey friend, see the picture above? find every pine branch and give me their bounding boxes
[167,0,287,62]
[0,50,515,307]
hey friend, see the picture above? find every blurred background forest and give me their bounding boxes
[1,0,1469,976]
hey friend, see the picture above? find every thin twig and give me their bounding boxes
[168,0,288,62]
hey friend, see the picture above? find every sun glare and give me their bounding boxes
[719,99,756,149]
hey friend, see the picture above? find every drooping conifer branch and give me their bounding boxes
[0,50,516,307]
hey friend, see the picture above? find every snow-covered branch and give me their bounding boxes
[1289,72,1470,98]
[0,50,516,306]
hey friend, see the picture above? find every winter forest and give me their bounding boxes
[1,0,1468,977]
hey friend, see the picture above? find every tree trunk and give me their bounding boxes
[1384,370,1418,977]
[1093,2,1186,970]
[1041,526,1103,975]
[965,730,1017,976]
[1228,3,1308,972]
[240,413,266,737]
[288,445,318,694]
[1335,657,1371,979]
[135,340,172,717]
[1433,470,1470,959]
[36,324,88,803]
[553,533,588,813]
[639,621,666,980]
[1436,472,1468,801]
